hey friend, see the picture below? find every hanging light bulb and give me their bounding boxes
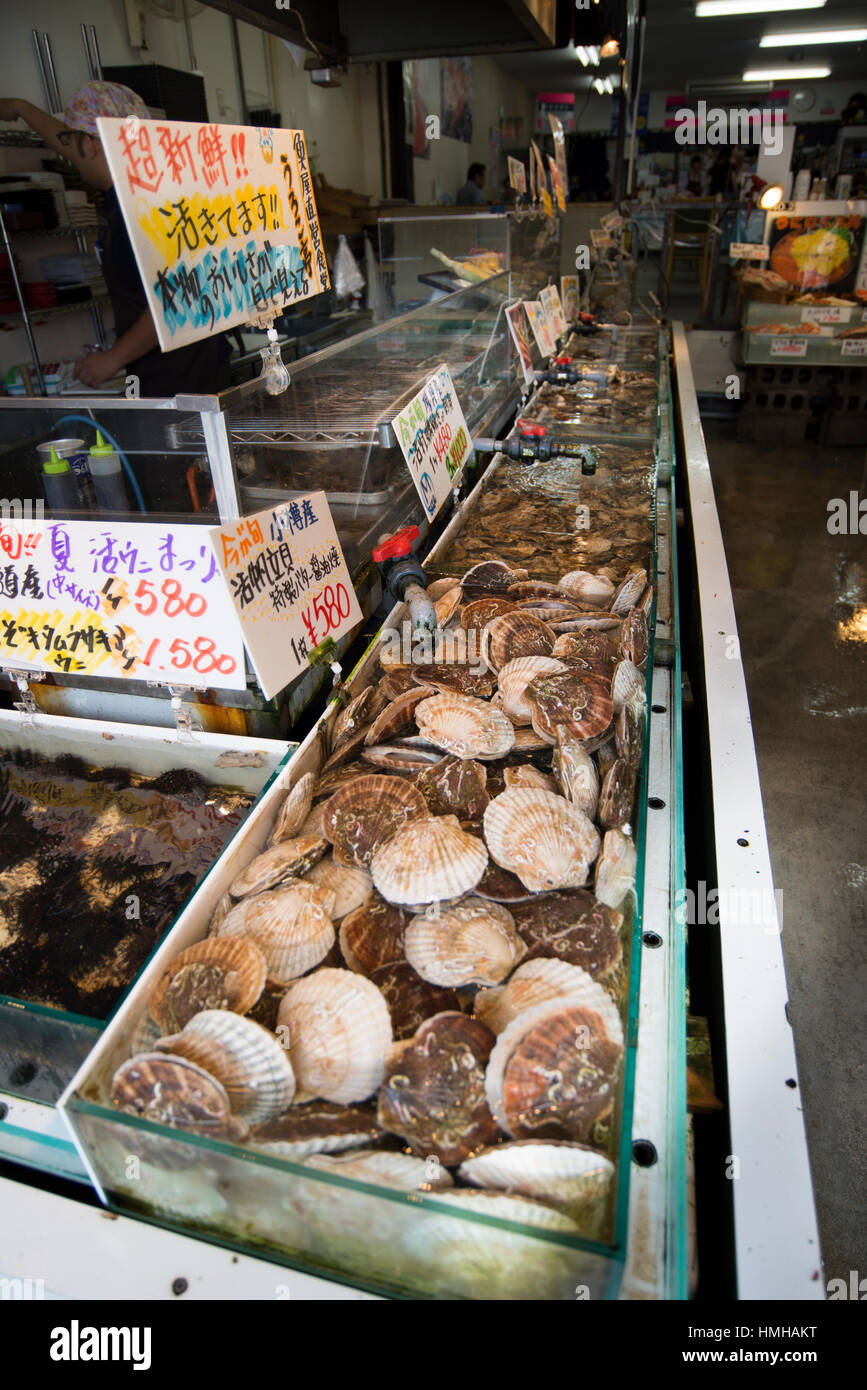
[600,37,620,57]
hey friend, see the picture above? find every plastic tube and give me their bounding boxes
[54,414,146,513]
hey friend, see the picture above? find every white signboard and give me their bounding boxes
[524,299,556,358]
[0,518,245,686]
[506,302,536,384]
[98,117,329,352]
[540,283,568,341]
[801,305,853,325]
[391,366,473,521]
[209,497,362,701]
[841,338,867,356]
[729,243,770,261]
[770,337,809,357]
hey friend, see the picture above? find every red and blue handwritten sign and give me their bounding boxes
[392,365,473,520]
[97,118,329,351]
[209,496,362,700]
[0,519,245,685]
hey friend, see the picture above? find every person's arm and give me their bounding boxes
[75,308,160,388]
[0,98,73,159]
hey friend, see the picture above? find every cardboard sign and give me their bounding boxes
[392,366,473,521]
[560,274,580,324]
[209,497,361,700]
[524,300,556,358]
[0,518,245,686]
[729,242,770,262]
[770,337,808,357]
[540,284,568,341]
[507,156,527,195]
[98,117,329,352]
[506,302,536,384]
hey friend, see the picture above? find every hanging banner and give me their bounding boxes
[547,155,566,212]
[506,302,536,384]
[540,284,568,341]
[560,274,580,324]
[507,156,527,195]
[98,117,330,351]
[0,517,245,686]
[548,113,569,202]
[392,365,473,521]
[524,299,556,358]
[209,497,362,700]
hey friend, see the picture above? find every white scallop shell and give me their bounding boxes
[370,815,488,906]
[229,835,326,898]
[611,658,646,715]
[553,727,599,817]
[483,789,601,894]
[277,967,392,1103]
[474,958,623,1042]
[405,898,526,988]
[558,572,616,607]
[416,1188,579,1232]
[157,1009,295,1123]
[457,1140,615,1230]
[595,828,637,909]
[415,693,515,761]
[305,1148,454,1192]
[611,568,647,616]
[495,656,567,725]
[303,858,373,920]
[266,772,316,847]
[217,882,336,982]
[503,765,558,793]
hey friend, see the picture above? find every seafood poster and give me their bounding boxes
[766,213,865,294]
[540,284,568,341]
[0,518,246,686]
[208,495,362,700]
[506,302,537,384]
[524,299,556,358]
[392,365,473,521]
[98,117,330,351]
[560,275,580,324]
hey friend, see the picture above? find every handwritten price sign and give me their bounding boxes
[524,299,556,359]
[540,283,567,341]
[97,117,329,351]
[392,365,473,521]
[0,520,245,685]
[209,496,362,700]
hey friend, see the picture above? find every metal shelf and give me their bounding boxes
[8,225,96,240]
[0,129,45,147]
[0,293,110,325]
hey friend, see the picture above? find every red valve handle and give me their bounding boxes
[372,525,420,563]
[515,418,547,438]
[554,356,573,365]
[578,312,595,324]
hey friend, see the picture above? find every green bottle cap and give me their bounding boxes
[89,430,114,457]
[43,445,71,474]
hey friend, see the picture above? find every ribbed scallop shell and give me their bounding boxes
[363,686,435,745]
[303,857,373,919]
[457,1141,615,1231]
[620,606,649,668]
[610,568,647,615]
[595,828,637,909]
[512,726,550,753]
[411,664,496,699]
[249,1100,382,1160]
[599,758,636,830]
[361,743,442,774]
[503,765,557,793]
[414,693,515,761]
[208,890,234,935]
[157,1009,295,1124]
[426,576,461,601]
[331,688,384,753]
[552,632,615,668]
[484,611,556,673]
[149,936,267,1033]
[305,1148,455,1192]
[217,882,336,982]
[111,1052,232,1133]
[558,571,616,607]
[526,670,614,746]
[495,655,566,725]
[434,585,463,626]
[461,559,528,598]
[474,958,623,1043]
[417,1188,579,1232]
[405,898,526,988]
[370,815,488,906]
[511,890,623,979]
[229,835,328,898]
[339,895,407,975]
[369,961,463,1039]
[415,755,489,819]
[552,727,600,817]
[460,596,515,635]
[483,789,600,894]
[277,967,392,1103]
[321,774,428,867]
[266,772,315,848]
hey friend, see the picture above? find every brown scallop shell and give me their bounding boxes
[369,962,463,1040]
[511,726,552,753]
[510,889,623,979]
[474,861,538,904]
[377,1012,500,1165]
[339,895,408,976]
[507,580,569,600]
[332,688,387,753]
[610,568,647,616]
[550,613,620,634]
[415,693,515,761]
[516,601,587,626]
[598,758,636,830]
[318,726,370,775]
[552,726,600,817]
[461,560,528,599]
[266,772,316,848]
[370,815,488,906]
[620,606,649,668]
[526,670,614,746]
[461,596,515,635]
[360,743,442,774]
[249,1099,383,1160]
[615,702,643,767]
[313,764,371,801]
[364,687,436,745]
[484,611,555,673]
[495,655,566,725]
[321,774,428,867]
[552,632,616,669]
[229,835,328,898]
[415,755,489,820]
[303,857,373,919]
[149,936,267,1033]
[411,664,496,699]
[378,668,421,701]
[500,1006,622,1142]
[111,1053,232,1134]
[503,765,557,793]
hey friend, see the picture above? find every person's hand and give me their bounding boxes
[75,349,123,388]
[0,99,23,123]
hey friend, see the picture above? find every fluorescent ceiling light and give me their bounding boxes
[697,1,826,17]
[743,65,831,78]
[760,28,867,45]
[575,45,590,66]
[593,78,606,94]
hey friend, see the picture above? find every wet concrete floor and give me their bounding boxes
[706,423,866,1284]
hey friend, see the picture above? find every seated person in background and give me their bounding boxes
[457,163,487,206]
[678,155,706,197]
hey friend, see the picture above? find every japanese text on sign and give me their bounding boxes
[392,365,473,521]
[0,520,245,685]
[540,283,568,341]
[524,300,556,359]
[209,496,362,700]
[98,118,329,351]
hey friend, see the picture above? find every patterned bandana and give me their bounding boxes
[62,81,150,136]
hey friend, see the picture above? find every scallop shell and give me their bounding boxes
[419,1187,580,1232]
[363,686,436,745]
[474,861,537,904]
[598,758,636,830]
[266,772,315,847]
[610,568,647,615]
[483,789,601,894]
[503,765,558,793]
[552,632,616,669]
[511,726,551,753]
[474,958,623,1042]
[208,890,235,935]
[249,1100,383,1160]
[370,961,463,1039]
[498,1006,622,1141]
[461,560,528,599]
[332,688,387,753]
[426,576,461,601]
[558,571,616,607]
[434,585,463,626]
[552,726,599,816]
[460,596,515,635]
[515,601,586,626]
[511,890,623,979]
[360,743,442,773]
[321,774,428,867]
[495,655,566,725]
[620,606,649,667]
[526,670,614,746]
[484,612,555,673]
[129,1010,161,1058]
[339,894,408,975]
[415,693,515,761]
[217,882,336,982]
[405,898,526,988]
[377,667,420,700]
[615,702,643,767]
[149,936,267,1033]
[318,726,370,775]
[156,1009,295,1123]
[277,967,392,1103]
[415,755,489,819]
[229,835,328,898]
[507,580,568,601]
[457,1141,615,1231]
[411,664,496,699]
[377,1012,499,1165]
[595,828,637,909]
[110,1053,232,1134]
[313,764,370,801]
[306,1148,455,1192]
[303,857,373,919]
[638,582,654,622]
[296,801,327,839]
[595,737,618,780]
[370,815,488,906]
